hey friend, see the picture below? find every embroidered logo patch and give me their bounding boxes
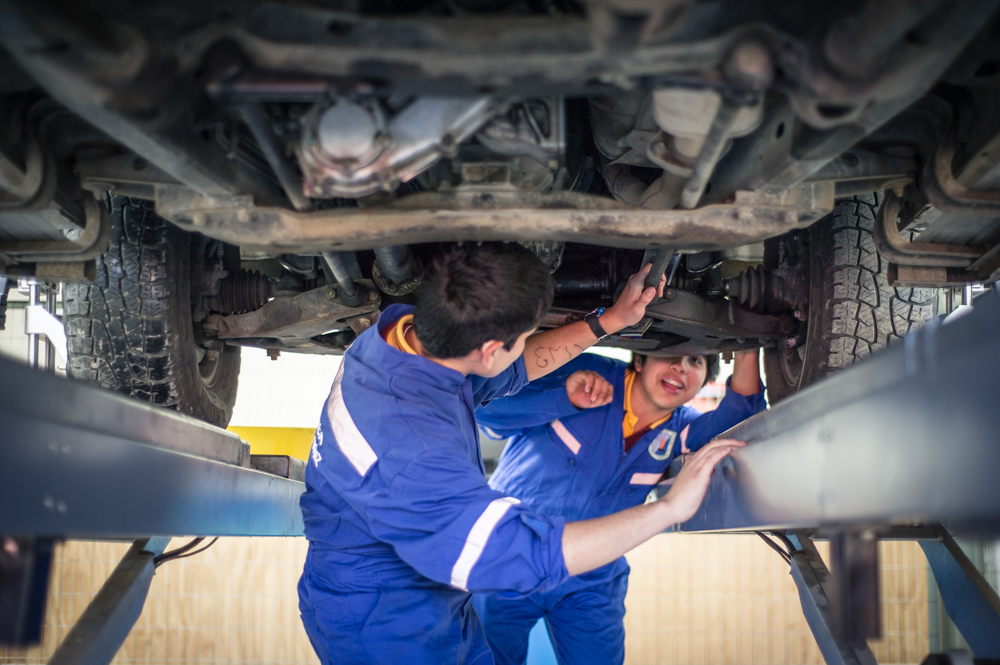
[648,429,677,461]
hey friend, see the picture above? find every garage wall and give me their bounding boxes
[0,537,932,665]
[623,536,930,664]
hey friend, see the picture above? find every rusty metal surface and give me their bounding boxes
[873,192,986,268]
[163,184,834,253]
[209,284,380,341]
[645,288,796,341]
[0,194,111,263]
[924,136,1000,215]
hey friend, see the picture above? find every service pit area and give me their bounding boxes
[1,282,999,665]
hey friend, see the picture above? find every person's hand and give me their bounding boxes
[660,438,745,524]
[566,370,613,409]
[599,263,666,332]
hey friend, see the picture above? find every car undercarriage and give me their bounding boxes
[1,0,999,423]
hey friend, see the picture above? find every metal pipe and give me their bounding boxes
[643,248,675,290]
[341,251,363,282]
[963,284,974,307]
[45,283,56,372]
[680,99,741,209]
[373,246,416,286]
[321,251,363,307]
[239,105,314,212]
[26,281,39,368]
[0,277,10,331]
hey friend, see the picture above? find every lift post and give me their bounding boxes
[47,538,171,665]
[920,529,1000,658]
[787,531,877,665]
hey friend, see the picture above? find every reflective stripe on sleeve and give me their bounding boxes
[325,363,378,475]
[450,496,521,591]
[630,472,662,485]
[550,419,581,454]
[482,426,504,440]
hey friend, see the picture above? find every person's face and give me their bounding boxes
[634,355,708,412]
[476,329,535,378]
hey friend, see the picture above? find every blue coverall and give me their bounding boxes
[474,353,767,665]
[298,304,570,665]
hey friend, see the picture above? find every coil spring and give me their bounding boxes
[206,269,272,315]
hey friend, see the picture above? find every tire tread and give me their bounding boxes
[64,196,238,425]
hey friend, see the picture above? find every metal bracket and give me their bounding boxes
[873,192,985,268]
[789,531,879,665]
[47,537,171,665]
[0,194,111,264]
[920,527,1000,658]
[25,303,67,366]
[209,284,380,342]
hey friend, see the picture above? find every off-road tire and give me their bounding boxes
[764,192,937,404]
[63,196,240,426]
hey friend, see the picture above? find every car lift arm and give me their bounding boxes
[676,298,1000,533]
[0,354,306,657]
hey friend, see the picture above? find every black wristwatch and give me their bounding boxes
[584,308,610,341]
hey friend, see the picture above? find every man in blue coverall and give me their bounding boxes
[299,242,745,664]
[474,348,766,665]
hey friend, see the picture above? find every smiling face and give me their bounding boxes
[633,355,708,414]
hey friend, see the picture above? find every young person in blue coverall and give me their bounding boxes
[299,243,746,665]
[474,348,766,665]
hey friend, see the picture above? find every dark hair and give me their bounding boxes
[412,243,555,359]
[630,352,721,387]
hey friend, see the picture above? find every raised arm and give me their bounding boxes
[681,349,766,452]
[729,348,762,397]
[523,264,665,381]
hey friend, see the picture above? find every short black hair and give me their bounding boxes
[412,243,555,359]
[630,352,721,387]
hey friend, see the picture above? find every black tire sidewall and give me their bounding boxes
[65,196,240,426]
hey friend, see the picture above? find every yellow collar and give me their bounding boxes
[384,314,418,356]
[622,369,672,438]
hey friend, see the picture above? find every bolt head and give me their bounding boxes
[368,291,378,301]
[327,288,338,300]
[728,41,773,88]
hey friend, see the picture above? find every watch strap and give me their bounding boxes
[584,310,609,341]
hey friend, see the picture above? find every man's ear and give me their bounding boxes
[634,355,643,372]
[479,339,506,372]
